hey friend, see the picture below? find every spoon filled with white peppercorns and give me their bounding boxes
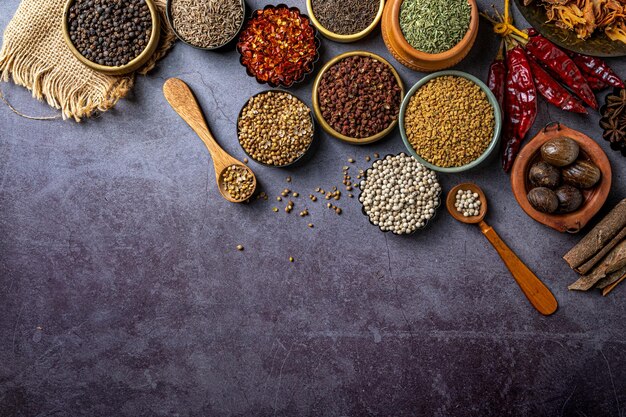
[446,183,558,316]
[163,78,256,203]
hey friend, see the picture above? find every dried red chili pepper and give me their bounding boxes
[488,41,506,113]
[524,34,598,110]
[585,75,608,92]
[503,45,537,172]
[527,57,587,114]
[237,7,318,87]
[566,51,625,89]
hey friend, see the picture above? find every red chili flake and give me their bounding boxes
[237,7,318,87]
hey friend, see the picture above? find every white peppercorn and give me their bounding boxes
[359,153,441,234]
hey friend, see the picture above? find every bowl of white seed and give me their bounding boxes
[358,153,442,235]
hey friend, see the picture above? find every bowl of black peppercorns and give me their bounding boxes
[62,0,161,75]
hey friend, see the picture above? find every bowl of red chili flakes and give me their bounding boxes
[236,4,321,88]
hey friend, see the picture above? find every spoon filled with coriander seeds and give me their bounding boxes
[446,183,558,316]
[163,78,256,203]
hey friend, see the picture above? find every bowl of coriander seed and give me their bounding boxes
[237,90,316,168]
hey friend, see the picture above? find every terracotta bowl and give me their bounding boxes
[381,0,479,72]
[312,51,405,145]
[62,0,161,75]
[305,0,384,43]
[510,123,612,233]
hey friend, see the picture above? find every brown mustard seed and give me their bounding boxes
[221,165,255,201]
[405,76,495,168]
[238,92,314,166]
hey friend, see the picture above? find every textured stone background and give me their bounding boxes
[1,1,625,416]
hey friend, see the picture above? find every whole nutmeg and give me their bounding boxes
[528,187,559,214]
[555,185,583,213]
[529,161,560,189]
[541,136,580,167]
[562,160,601,189]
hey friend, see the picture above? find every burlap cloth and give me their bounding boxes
[0,0,175,121]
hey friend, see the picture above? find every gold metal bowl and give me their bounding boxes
[62,0,161,76]
[305,0,384,43]
[312,51,405,145]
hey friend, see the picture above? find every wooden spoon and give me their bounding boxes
[446,183,558,316]
[163,78,256,203]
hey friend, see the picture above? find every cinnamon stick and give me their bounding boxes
[563,199,626,272]
[568,240,626,291]
[603,273,626,296]
[576,227,626,274]
[597,265,626,289]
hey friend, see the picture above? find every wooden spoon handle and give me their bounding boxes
[479,220,558,316]
[163,78,222,158]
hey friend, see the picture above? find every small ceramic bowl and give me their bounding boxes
[165,0,247,51]
[236,90,316,168]
[305,0,384,43]
[511,122,612,233]
[381,0,478,72]
[236,4,321,89]
[358,153,441,236]
[312,51,405,145]
[62,0,161,75]
[399,70,502,173]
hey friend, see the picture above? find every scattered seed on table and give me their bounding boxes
[236,245,244,251]
[348,158,355,163]
[243,158,248,164]
[286,176,292,183]
[272,207,279,212]
[308,223,314,228]
[374,153,379,158]
[289,257,295,262]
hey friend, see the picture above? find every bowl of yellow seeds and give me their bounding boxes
[399,71,502,173]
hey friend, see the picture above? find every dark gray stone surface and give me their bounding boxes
[1,1,625,416]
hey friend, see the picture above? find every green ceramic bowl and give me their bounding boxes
[399,70,502,174]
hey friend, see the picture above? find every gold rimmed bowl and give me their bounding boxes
[62,0,161,75]
[305,0,384,43]
[312,51,405,145]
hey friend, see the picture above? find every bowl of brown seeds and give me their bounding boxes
[312,51,404,145]
[399,70,502,173]
[166,0,246,50]
[62,0,161,75]
[237,90,315,168]
[306,0,385,43]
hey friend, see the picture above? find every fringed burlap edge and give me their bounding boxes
[0,1,175,122]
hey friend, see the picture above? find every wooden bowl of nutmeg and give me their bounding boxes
[511,123,612,233]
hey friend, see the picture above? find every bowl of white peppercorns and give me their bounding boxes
[358,153,442,235]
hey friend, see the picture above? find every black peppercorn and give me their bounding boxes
[67,0,152,67]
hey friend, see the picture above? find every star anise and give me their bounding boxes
[600,89,626,157]
[607,89,626,109]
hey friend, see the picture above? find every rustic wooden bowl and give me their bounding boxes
[312,51,405,145]
[305,0,384,43]
[511,123,612,233]
[380,0,478,72]
[62,0,161,76]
